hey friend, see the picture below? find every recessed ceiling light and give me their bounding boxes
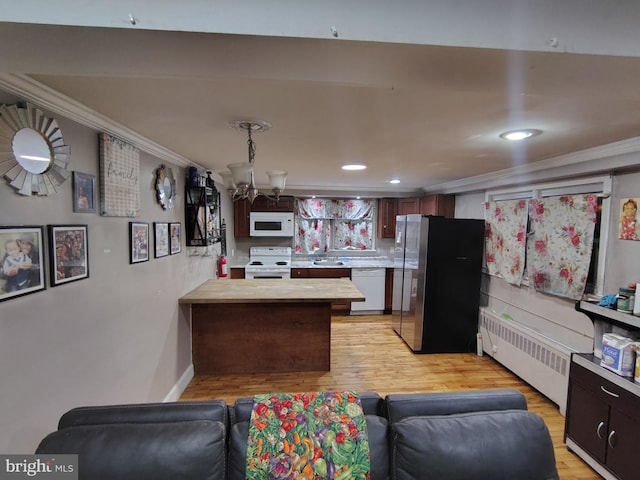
[499,129,542,141]
[342,163,367,171]
[389,179,401,184]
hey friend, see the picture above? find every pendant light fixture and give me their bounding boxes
[220,120,287,203]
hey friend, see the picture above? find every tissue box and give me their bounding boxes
[601,333,636,377]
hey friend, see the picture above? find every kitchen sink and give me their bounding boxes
[312,259,345,266]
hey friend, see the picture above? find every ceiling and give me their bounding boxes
[2,4,640,197]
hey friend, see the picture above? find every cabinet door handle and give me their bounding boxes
[596,421,605,439]
[608,430,617,449]
[600,385,620,398]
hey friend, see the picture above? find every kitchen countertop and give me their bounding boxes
[179,278,366,304]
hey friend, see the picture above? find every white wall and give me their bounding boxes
[0,97,215,453]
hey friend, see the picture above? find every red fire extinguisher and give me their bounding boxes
[218,255,228,278]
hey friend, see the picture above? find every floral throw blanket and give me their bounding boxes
[246,391,371,479]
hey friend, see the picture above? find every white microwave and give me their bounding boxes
[249,211,294,237]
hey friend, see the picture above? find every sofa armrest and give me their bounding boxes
[384,389,527,423]
[58,400,228,430]
[390,410,559,480]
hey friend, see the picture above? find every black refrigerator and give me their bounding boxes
[392,214,485,353]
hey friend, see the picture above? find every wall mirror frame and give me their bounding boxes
[155,164,176,210]
[0,102,71,196]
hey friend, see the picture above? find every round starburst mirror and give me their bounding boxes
[0,103,70,196]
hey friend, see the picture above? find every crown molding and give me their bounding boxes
[425,135,640,194]
[0,73,197,168]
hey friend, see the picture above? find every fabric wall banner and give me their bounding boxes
[484,199,528,285]
[527,194,598,300]
[246,391,370,479]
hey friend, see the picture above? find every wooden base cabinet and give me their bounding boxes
[565,354,640,480]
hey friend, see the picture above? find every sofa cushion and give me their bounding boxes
[58,400,227,430]
[384,389,527,423]
[390,410,559,480]
[227,415,390,480]
[36,420,226,480]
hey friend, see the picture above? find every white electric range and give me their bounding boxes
[244,246,292,279]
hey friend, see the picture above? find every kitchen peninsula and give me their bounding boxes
[179,279,365,374]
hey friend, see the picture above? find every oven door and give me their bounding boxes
[249,212,294,237]
[245,269,291,279]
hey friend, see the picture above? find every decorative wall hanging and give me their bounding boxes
[72,172,96,213]
[129,222,149,264]
[48,225,89,286]
[618,197,639,240]
[0,226,45,302]
[155,165,176,210]
[0,103,70,196]
[99,133,140,217]
[154,222,169,258]
[169,222,182,254]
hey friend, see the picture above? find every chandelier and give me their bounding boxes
[220,120,287,203]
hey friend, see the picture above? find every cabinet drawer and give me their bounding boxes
[570,361,640,419]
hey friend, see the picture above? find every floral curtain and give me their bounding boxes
[527,194,598,300]
[484,199,528,285]
[294,199,374,253]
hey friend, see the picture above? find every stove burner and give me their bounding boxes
[276,261,288,265]
[250,261,263,265]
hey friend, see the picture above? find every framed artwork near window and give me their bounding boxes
[72,172,97,213]
[48,225,89,286]
[170,222,182,255]
[154,222,169,258]
[129,222,149,264]
[0,226,46,301]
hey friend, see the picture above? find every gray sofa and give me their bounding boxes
[36,388,559,480]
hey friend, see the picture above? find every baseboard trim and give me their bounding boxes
[163,364,194,402]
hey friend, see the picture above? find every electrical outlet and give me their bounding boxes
[492,345,497,354]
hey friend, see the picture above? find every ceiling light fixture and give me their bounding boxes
[342,163,367,171]
[220,120,287,203]
[389,179,401,184]
[499,129,542,141]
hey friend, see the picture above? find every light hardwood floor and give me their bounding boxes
[180,314,601,479]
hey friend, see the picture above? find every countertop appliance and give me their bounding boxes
[350,268,386,314]
[249,212,294,237]
[245,246,292,279]
[392,214,485,353]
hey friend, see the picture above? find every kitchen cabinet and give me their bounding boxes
[397,197,421,215]
[292,267,351,313]
[564,353,640,480]
[230,268,245,279]
[185,186,221,246]
[420,194,455,217]
[377,198,397,238]
[234,195,295,237]
[385,268,394,313]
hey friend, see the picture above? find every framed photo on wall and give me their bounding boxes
[0,226,46,302]
[154,222,169,258]
[72,172,97,213]
[130,222,149,264]
[170,222,182,255]
[48,225,89,286]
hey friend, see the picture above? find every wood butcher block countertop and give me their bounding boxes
[179,278,365,304]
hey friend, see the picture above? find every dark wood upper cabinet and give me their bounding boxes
[377,198,398,239]
[233,195,295,237]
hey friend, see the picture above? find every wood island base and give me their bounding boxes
[191,302,331,374]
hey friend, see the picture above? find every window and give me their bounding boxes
[294,199,376,254]
[485,175,611,296]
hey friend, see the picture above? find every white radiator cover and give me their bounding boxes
[480,309,573,416]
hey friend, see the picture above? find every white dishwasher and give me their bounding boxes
[350,268,386,314]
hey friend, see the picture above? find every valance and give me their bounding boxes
[296,199,373,220]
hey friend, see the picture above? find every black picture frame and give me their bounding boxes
[170,222,182,255]
[48,225,89,286]
[130,222,149,264]
[0,226,46,301]
[72,171,97,213]
[154,222,169,258]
